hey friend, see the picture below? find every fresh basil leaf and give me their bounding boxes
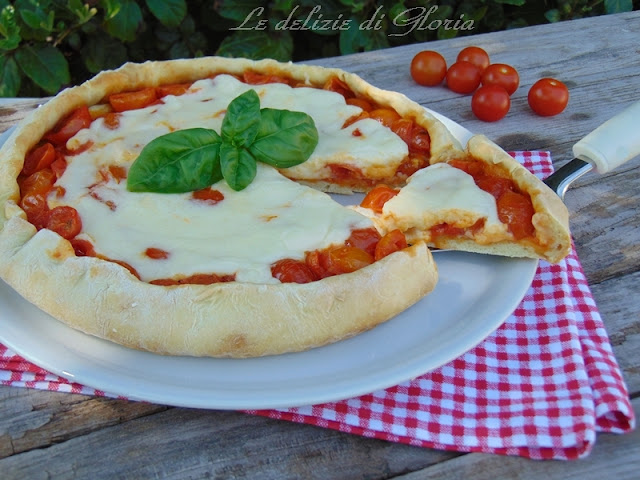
[219,142,257,191]
[127,128,222,193]
[220,89,261,147]
[249,108,319,168]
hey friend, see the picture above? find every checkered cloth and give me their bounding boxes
[0,152,634,460]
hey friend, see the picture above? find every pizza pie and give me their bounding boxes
[0,56,571,358]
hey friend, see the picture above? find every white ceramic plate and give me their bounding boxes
[0,110,538,410]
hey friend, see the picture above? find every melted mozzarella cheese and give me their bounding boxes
[381,163,507,239]
[52,75,414,283]
[50,163,373,283]
[69,75,408,179]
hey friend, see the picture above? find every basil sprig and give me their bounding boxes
[127,90,318,192]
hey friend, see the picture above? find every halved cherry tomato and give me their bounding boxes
[397,155,429,178]
[50,152,68,179]
[305,250,331,279]
[108,88,158,112]
[390,119,431,156]
[497,190,535,239]
[243,72,290,85]
[456,46,490,72]
[346,97,373,112]
[20,193,50,229]
[471,85,511,122]
[271,259,317,284]
[481,64,519,95]
[44,106,92,145]
[360,185,399,213]
[446,61,482,94]
[369,108,401,128]
[345,227,382,256]
[374,230,408,260]
[70,238,96,257]
[328,163,363,182]
[325,246,373,275]
[156,83,192,98]
[528,78,569,117]
[448,159,484,177]
[19,168,56,197]
[22,143,56,176]
[475,175,515,199]
[410,50,447,86]
[323,76,356,99]
[46,206,82,239]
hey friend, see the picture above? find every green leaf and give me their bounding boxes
[219,142,257,191]
[250,108,318,168]
[127,128,222,193]
[15,44,70,94]
[604,0,633,13]
[493,0,525,5]
[81,34,128,73]
[145,0,187,28]
[221,89,261,146]
[0,54,20,96]
[68,0,98,24]
[216,30,293,62]
[104,0,142,42]
[15,0,53,32]
[0,5,21,51]
[544,9,561,23]
[216,0,265,22]
[99,0,122,21]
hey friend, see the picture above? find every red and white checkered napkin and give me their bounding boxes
[0,152,634,460]
[248,152,636,460]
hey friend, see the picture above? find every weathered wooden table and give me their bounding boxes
[1,10,638,479]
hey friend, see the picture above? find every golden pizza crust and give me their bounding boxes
[0,56,444,357]
[0,216,437,357]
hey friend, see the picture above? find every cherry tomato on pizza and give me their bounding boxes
[481,63,520,95]
[410,50,448,86]
[46,206,82,240]
[471,85,511,122]
[528,78,569,116]
[456,46,490,72]
[445,61,482,94]
[44,106,92,145]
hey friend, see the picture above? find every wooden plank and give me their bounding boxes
[589,270,640,393]
[393,397,640,480]
[0,386,167,459]
[0,407,459,479]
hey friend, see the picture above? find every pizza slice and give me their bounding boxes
[356,135,571,264]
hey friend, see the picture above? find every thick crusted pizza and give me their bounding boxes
[0,57,570,358]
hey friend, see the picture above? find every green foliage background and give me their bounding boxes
[0,0,637,97]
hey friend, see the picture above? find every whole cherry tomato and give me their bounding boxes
[410,50,447,86]
[471,85,511,122]
[481,63,520,95]
[456,46,490,72]
[528,78,569,116]
[46,206,82,239]
[445,61,482,94]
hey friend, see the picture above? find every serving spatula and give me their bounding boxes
[544,100,640,199]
